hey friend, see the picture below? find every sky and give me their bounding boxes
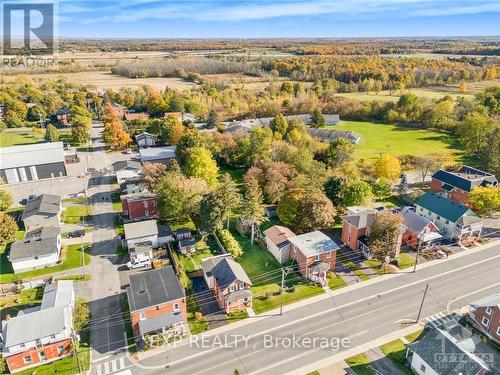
[4,0,500,38]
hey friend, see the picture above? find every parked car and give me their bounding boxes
[68,229,85,238]
[127,254,152,269]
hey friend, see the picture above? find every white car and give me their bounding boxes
[127,255,152,269]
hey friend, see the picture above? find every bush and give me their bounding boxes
[216,229,243,259]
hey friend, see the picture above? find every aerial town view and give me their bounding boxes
[0,1,499,375]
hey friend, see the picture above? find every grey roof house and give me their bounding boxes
[9,226,62,273]
[21,194,61,232]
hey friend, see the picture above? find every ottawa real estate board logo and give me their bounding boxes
[2,2,56,55]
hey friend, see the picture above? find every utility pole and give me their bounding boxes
[413,239,423,273]
[416,283,429,322]
[71,334,82,375]
[280,267,291,316]
[80,234,86,278]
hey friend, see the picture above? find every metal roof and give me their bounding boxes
[139,146,176,162]
[401,207,435,235]
[127,267,184,312]
[288,231,340,258]
[0,142,65,169]
[415,192,475,223]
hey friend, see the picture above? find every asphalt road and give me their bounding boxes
[126,243,500,375]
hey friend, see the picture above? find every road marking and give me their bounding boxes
[145,252,500,369]
[446,280,500,313]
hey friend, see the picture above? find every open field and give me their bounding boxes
[13,71,196,91]
[0,130,45,147]
[332,121,463,161]
[336,79,499,102]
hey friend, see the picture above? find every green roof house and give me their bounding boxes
[415,192,483,241]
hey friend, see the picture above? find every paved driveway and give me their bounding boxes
[191,276,226,329]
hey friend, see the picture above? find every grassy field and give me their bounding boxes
[27,71,196,91]
[336,79,499,102]
[0,243,91,283]
[331,121,463,161]
[0,130,72,148]
[62,204,92,224]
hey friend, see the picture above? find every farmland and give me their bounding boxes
[15,71,196,91]
[336,79,499,102]
[332,121,463,161]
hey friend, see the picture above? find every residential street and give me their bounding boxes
[118,242,500,375]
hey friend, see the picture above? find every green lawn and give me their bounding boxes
[114,215,124,236]
[328,274,347,290]
[111,192,122,212]
[379,339,414,375]
[225,310,249,323]
[62,204,92,224]
[343,261,370,281]
[178,238,218,273]
[404,328,428,343]
[398,253,416,269]
[232,226,324,314]
[0,130,45,148]
[219,165,246,185]
[0,243,91,283]
[345,353,375,375]
[187,294,209,335]
[0,287,43,320]
[15,348,90,375]
[329,121,463,161]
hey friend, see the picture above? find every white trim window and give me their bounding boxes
[139,312,146,320]
[173,303,180,312]
[486,307,492,315]
[239,283,244,290]
[24,355,31,364]
[315,254,320,262]
[482,316,489,327]
[496,326,500,336]
[229,285,235,292]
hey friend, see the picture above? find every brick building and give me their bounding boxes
[121,192,158,222]
[469,294,500,343]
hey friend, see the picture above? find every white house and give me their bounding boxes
[124,220,159,250]
[21,194,61,232]
[135,132,158,148]
[113,160,142,184]
[415,192,483,241]
[263,225,296,264]
[9,227,62,273]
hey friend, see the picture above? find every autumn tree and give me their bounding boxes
[414,152,452,186]
[206,109,219,129]
[183,147,219,187]
[270,113,288,137]
[459,81,467,93]
[468,186,500,217]
[0,212,18,245]
[277,187,305,227]
[293,191,336,233]
[325,138,354,166]
[166,118,185,145]
[73,298,90,331]
[142,162,168,191]
[368,210,403,263]
[0,187,13,212]
[71,115,92,145]
[372,178,392,199]
[244,160,296,204]
[374,154,401,181]
[458,112,497,157]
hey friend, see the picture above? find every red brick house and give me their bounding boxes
[121,192,158,222]
[289,231,339,285]
[51,109,71,125]
[127,267,187,343]
[469,294,500,343]
[431,166,497,205]
[1,281,75,373]
[400,207,442,249]
[341,206,375,250]
[202,255,252,313]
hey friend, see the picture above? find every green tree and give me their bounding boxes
[458,112,497,156]
[206,109,219,129]
[197,192,227,235]
[0,188,13,212]
[71,116,92,145]
[342,180,372,207]
[175,131,209,165]
[324,176,345,207]
[44,124,60,142]
[468,186,500,217]
[270,113,288,137]
[241,177,266,245]
[73,298,90,331]
[218,173,242,229]
[183,147,219,187]
[326,138,354,166]
[277,187,305,227]
[0,212,18,246]
[372,178,392,199]
[310,108,326,128]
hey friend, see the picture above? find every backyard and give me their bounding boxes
[0,287,43,320]
[0,243,91,283]
[330,121,463,161]
[62,204,92,224]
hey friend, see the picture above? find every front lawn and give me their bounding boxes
[328,274,347,290]
[15,348,90,375]
[232,226,324,313]
[379,339,414,375]
[398,253,416,269]
[344,261,370,281]
[0,287,43,320]
[0,243,91,283]
[62,204,92,224]
[226,310,249,323]
[330,121,463,162]
[404,328,428,343]
[187,294,209,335]
[345,353,375,375]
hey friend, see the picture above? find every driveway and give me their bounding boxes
[191,276,226,329]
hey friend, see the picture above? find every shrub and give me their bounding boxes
[217,229,243,259]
